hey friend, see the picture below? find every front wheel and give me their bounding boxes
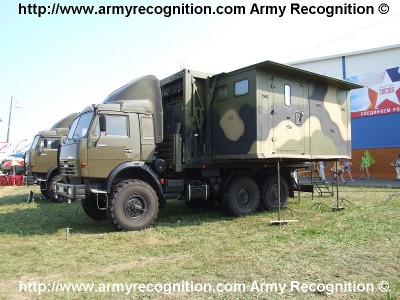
[107,180,159,231]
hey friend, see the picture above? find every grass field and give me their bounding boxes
[0,185,399,299]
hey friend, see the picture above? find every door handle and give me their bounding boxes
[96,144,107,147]
[124,149,133,153]
[295,111,304,125]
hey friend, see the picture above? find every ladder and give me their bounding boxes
[307,167,334,196]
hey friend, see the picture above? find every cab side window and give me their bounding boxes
[94,115,128,137]
[39,138,59,149]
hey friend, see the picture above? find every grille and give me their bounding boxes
[60,159,77,176]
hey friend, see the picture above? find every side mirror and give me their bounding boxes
[99,115,106,132]
[43,139,48,149]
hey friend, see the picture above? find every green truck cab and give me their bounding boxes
[56,61,361,230]
[24,113,77,202]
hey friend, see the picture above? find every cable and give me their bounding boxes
[284,11,400,62]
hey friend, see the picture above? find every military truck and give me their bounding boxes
[24,113,77,202]
[56,61,360,230]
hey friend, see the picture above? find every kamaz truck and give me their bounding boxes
[56,61,360,230]
[24,113,77,202]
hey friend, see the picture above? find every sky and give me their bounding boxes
[1,0,400,152]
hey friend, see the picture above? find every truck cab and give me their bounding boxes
[24,113,77,202]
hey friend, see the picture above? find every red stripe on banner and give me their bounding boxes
[351,106,400,118]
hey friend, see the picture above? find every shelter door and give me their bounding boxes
[272,77,305,152]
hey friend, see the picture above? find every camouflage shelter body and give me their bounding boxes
[160,61,358,170]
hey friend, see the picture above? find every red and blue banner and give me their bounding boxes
[348,66,400,118]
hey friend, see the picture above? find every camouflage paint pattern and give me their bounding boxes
[210,61,358,160]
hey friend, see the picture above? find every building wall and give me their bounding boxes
[352,114,400,149]
[290,44,400,178]
[350,148,399,180]
[293,45,400,80]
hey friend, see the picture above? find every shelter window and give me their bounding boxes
[215,86,228,101]
[284,84,291,106]
[234,79,249,96]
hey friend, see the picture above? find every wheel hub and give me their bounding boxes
[238,188,252,206]
[124,194,147,219]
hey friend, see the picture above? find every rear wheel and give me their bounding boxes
[221,176,260,216]
[260,175,289,210]
[81,195,107,221]
[107,180,159,231]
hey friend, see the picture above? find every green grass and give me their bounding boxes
[0,185,399,299]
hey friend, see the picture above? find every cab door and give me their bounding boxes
[34,137,59,173]
[271,77,305,153]
[87,113,138,179]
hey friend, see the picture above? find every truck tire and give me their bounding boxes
[40,181,49,199]
[81,196,107,221]
[221,176,260,216]
[48,174,66,203]
[107,180,159,231]
[260,175,289,210]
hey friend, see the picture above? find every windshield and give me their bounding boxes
[30,135,40,150]
[67,112,94,140]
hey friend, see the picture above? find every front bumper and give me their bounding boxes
[55,182,86,201]
[23,175,36,186]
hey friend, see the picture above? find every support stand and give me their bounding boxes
[65,227,73,240]
[270,160,299,225]
[332,160,345,211]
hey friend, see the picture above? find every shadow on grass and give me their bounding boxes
[0,195,236,235]
[0,197,114,235]
[156,200,233,228]
[0,193,32,207]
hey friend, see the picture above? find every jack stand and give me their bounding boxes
[331,161,345,212]
[27,190,35,204]
[270,160,299,226]
[65,227,73,240]
[332,206,345,212]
